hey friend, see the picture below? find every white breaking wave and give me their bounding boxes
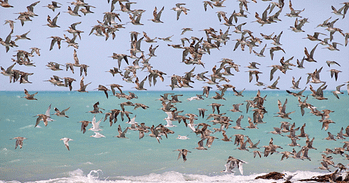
[9,169,329,183]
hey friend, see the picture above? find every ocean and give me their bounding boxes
[0,90,348,182]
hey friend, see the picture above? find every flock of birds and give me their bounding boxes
[1,0,349,179]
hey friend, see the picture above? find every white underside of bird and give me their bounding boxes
[90,132,106,138]
[177,135,190,140]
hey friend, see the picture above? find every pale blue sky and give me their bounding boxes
[0,0,348,91]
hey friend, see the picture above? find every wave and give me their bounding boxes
[2,169,332,183]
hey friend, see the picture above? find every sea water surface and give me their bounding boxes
[0,90,348,182]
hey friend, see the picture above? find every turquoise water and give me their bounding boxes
[0,90,348,182]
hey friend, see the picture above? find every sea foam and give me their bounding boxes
[14,169,333,183]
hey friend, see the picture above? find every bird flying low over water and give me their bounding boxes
[175,149,191,162]
[60,137,73,151]
[35,104,54,127]
[23,89,38,100]
[11,137,27,149]
[222,156,248,175]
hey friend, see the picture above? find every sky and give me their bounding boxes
[0,0,348,92]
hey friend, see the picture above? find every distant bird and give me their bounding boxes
[60,137,73,151]
[35,104,54,127]
[151,6,164,23]
[66,6,81,17]
[332,84,345,99]
[0,0,14,8]
[172,3,189,20]
[79,120,91,134]
[269,46,285,60]
[88,101,104,114]
[11,137,26,149]
[329,69,341,81]
[177,135,190,140]
[264,76,280,90]
[326,60,341,67]
[291,76,302,89]
[232,115,245,130]
[53,107,70,118]
[230,103,244,113]
[209,103,223,114]
[96,85,110,98]
[23,89,38,100]
[181,27,193,35]
[77,76,91,92]
[46,12,60,28]
[202,86,212,98]
[195,139,208,150]
[90,132,106,138]
[175,149,191,162]
[43,1,62,12]
[134,76,147,90]
[248,70,262,83]
[14,30,31,41]
[286,87,306,97]
[303,44,318,62]
[89,116,103,132]
[115,125,129,138]
[222,156,248,175]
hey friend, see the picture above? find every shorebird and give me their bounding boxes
[320,119,335,131]
[248,70,262,83]
[323,42,342,51]
[53,107,70,118]
[232,115,245,130]
[309,83,328,100]
[134,76,147,90]
[48,36,64,51]
[286,87,306,97]
[60,137,73,151]
[89,116,103,132]
[175,149,191,162]
[319,161,332,172]
[230,103,244,113]
[264,76,280,90]
[80,5,95,16]
[205,135,218,148]
[286,0,305,17]
[46,12,60,28]
[14,30,31,41]
[96,85,110,98]
[159,35,174,42]
[66,6,81,17]
[0,0,13,8]
[77,76,91,92]
[90,132,106,138]
[208,103,223,114]
[115,125,129,138]
[269,46,285,60]
[11,137,27,149]
[332,84,345,99]
[0,30,14,52]
[128,11,144,25]
[275,98,295,120]
[195,139,207,150]
[35,104,54,127]
[88,101,104,114]
[329,69,342,81]
[177,135,190,140]
[151,6,164,23]
[222,156,248,175]
[43,1,61,12]
[79,120,91,134]
[23,89,38,100]
[172,3,189,20]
